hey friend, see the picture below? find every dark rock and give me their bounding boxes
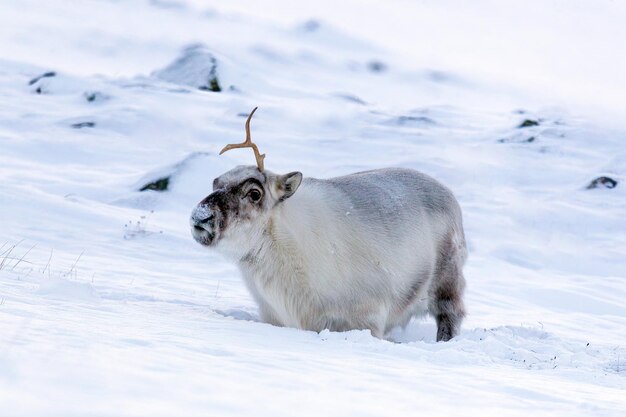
[71,121,96,129]
[210,76,221,92]
[367,60,387,73]
[586,176,618,190]
[498,136,535,144]
[140,177,170,192]
[84,91,109,103]
[518,119,539,128]
[28,71,56,85]
[198,76,221,92]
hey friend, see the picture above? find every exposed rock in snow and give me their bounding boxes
[518,119,540,128]
[586,176,618,189]
[153,44,222,92]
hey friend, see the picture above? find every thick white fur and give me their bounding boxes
[207,167,466,338]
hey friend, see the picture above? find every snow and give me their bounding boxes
[1,0,625,416]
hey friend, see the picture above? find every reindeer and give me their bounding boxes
[191,108,467,341]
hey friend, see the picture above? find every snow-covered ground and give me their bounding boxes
[1,1,625,416]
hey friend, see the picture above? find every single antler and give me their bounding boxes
[219,107,265,172]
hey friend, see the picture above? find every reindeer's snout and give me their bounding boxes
[193,212,214,227]
[190,203,217,246]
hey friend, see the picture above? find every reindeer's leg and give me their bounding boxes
[430,231,467,342]
[317,305,386,338]
[258,302,284,327]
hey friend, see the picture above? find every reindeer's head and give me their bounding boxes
[190,108,302,249]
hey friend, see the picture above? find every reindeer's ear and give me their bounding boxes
[277,171,302,201]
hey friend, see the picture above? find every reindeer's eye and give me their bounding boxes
[247,189,262,202]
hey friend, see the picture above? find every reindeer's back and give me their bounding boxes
[314,168,462,231]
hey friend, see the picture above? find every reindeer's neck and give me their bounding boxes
[267,183,327,245]
[218,181,335,267]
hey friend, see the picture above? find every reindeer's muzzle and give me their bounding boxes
[190,202,218,246]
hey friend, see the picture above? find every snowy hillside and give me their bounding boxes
[1,1,625,416]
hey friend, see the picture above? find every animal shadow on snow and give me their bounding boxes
[215,308,439,343]
[215,307,261,323]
